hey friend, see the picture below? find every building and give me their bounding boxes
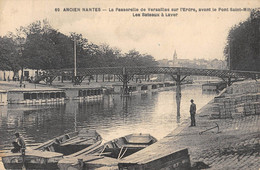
[0,69,41,81]
[158,50,226,70]
[0,90,8,105]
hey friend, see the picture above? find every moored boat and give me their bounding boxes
[34,129,102,156]
[58,133,157,170]
[2,129,102,170]
[2,150,63,170]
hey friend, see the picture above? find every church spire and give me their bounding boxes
[173,50,177,59]
[173,50,177,66]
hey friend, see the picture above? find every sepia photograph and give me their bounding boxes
[0,0,259,169]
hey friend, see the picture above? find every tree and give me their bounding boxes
[121,49,158,67]
[0,36,19,72]
[6,27,27,82]
[48,31,74,69]
[224,10,260,71]
[3,19,159,78]
[95,44,121,67]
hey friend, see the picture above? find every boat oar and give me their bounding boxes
[199,123,219,135]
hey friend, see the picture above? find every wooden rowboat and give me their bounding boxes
[58,133,157,170]
[34,129,102,156]
[2,150,63,170]
[2,129,102,170]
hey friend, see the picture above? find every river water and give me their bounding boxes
[0,85,216,156]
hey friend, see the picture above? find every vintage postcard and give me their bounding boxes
[0,0,259,169]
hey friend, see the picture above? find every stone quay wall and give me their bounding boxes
[212,80,260,119]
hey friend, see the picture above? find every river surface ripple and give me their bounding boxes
[0,85,216,152]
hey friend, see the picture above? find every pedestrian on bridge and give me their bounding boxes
[190,99,196,127]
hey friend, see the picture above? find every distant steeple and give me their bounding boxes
[173,50,177,66]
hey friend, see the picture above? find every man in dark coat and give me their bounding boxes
[11,141,21,153]
[12,133,26,153]
[190,99,196,126]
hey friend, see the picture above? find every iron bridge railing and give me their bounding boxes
[42,67,260,79]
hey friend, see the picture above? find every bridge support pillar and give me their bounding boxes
[44,76,57,85]
[116,68,134,96]
[176,75,181,118]
[228,77,232,86]
[122,74,129,95]
[73,76,86,85]
[221,77,232,87]
[171,74,187,118]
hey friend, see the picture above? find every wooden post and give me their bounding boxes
[74,36,77,78]
[171,74,187,118]
[123,75,128,95]
[176,74,181,118]
[122,67,128,95]
[228,77,232,86]
[20,67,24,84]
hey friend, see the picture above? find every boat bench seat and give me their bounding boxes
[93,152,112,156]
[122,144,148,148]
[48,146,55,152]
[124,135,153,144]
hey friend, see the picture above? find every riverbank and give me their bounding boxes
[120,99,260,169]
[0,80,114,90]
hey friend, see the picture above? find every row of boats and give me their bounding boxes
[2,129,158,170]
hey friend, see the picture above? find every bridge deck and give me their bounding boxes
[43,67,260,79]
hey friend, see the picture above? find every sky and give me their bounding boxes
[0,0,258,61]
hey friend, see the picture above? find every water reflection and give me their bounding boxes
[0,85,216,151]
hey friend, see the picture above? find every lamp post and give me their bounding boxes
[74,36,77,78]
[227,38,233,86]
[228,38,232,70]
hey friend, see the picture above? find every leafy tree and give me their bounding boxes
[70,33,91,68]
[2,19,159,78]
[0,36,19,71]
[120,49,158,67]
[224,10,260,71]
[21,20,69,70]
[138,54,158,67]
[96,44,121,67]
[48,31,74,69]
[23,32,61,70]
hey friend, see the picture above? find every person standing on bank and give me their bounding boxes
[190,99,196,127]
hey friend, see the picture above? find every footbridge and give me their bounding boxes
[36,66,260,117]
[40,66,260,86]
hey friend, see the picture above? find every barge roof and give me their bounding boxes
[8,88,65,92]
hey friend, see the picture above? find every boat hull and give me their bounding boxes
[58,133,158,170]
[2,129,102,170]
[4,162,59,170]
[2,154,63,170]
